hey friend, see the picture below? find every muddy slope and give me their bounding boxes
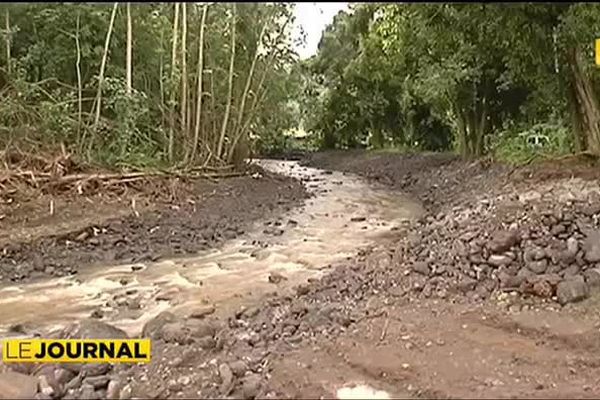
[0,169,309,284]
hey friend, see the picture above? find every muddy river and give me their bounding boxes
[0,160,422,338]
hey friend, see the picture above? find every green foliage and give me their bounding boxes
[0,2,300,169]
[491,119,573,165]
[301,3,600,158]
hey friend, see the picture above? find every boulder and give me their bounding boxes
[60,319,128,339]
[141,311,177,339]
[0,371,38,399]
[583,268,600,288]
[583,230,600,263]
[411,261,430,276]
[556,276,589,305]
[526,259,548,274]
[488,230,521,254]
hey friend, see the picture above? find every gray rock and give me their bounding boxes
[583,268,600,288]
[524,248,546,262]
[189,304,216,319]
[119,384,133,400]
[489,230,521,254]
[79,384,97,400]
[241,374,262,399]
[186,319,217,339]
[488,255,512,267]
[106,379,121,400]
[83,375,110,390]
[556,276,589,305]
[61,319,128,339]
[411,261,430,275]
[563,264,581,278]
[55,368,76,385]
[219,363,234,395]
[229,360,249,377]
[527,259,548,274]
[567,237,579,255]
[551,224,566,236]
[268,271,287,284]
[141,311,177,339]
[80,363,111,377]
[583,230,600,263]
[0,371,39,399]
[161,322,192,344]
[457,276,477,293]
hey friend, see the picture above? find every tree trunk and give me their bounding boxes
[568,47,600,155]
[180,2,188,162]
[227,17,291,162]
[75,13,83,146]
[126,2,132,96]
[168,3,180,163]
[159,29,165,127]
[5,9,10,76]
[89,2,119,158]
[209,70,217,153]
[229,19,270,154]
[189,4,208,165]
[216,3,236,160]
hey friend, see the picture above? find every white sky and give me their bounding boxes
[293,2,349,59]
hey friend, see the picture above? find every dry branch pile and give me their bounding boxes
[0,147,243,203]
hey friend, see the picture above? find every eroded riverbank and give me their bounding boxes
[3,151,600,399]
[0,160,422,339]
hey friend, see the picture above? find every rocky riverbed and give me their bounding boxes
[2,151,600,399]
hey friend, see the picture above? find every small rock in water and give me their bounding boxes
[189,304,216,319]
[268,271,287,284]
[131,264,144,272]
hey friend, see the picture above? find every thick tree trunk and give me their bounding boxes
[568,47,600,155]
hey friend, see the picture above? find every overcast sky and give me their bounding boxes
[293,2,349,59]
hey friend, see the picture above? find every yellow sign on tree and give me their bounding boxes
[596,39,600,66]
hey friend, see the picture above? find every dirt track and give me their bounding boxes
[2,151,600,399]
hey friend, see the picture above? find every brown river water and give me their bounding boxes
[0,160,422,339]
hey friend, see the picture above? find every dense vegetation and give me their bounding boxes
[0,3,300,168]
[301,3,600,162]
[3,3,600,168]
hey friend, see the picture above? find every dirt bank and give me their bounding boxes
[0,166,309,284]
